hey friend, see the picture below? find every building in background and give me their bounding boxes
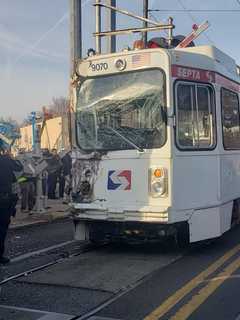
[18,115,70,152]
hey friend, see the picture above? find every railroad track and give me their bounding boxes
[0,240,188,319]
[0,241,107,288]
[0,240,131,320]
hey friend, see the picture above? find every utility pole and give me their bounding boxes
[31,112,36,152]
[69,0,82,150]
[106,0,116,53]
[143,0,149,47]
[95,0,102,53]
[70,0,82,75]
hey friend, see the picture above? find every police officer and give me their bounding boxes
[0,146,22,264]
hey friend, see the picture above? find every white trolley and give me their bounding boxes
[70,3,240,244]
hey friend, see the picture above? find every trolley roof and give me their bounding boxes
[171,45,240,82]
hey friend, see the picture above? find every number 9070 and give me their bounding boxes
[89,61,108,72]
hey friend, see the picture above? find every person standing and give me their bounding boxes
[59,151,72,201]
[18,175,36,213]
[47,149,62,199]
[0,148,23,264]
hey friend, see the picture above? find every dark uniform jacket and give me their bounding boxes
[0,154,23,194]
[0,154,22,215]
[62,153,72,176]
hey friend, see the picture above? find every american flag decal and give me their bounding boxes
[132,53,151,68]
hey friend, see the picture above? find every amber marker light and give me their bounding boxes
[154,168,164,178]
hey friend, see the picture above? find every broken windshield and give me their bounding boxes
[76,69,166,152]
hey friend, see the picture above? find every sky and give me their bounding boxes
[0,0,240,122]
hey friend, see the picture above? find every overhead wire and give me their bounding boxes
[148,12,168,36]
[149,0,172,36]
[150,0,215,45]
[149,0,214,45]
[148,9,240,12]
[149,0,240,49]
[150,0,240,13]
[171,0,237,73]
[175,0,215,46]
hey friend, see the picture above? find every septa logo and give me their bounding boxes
[107,170,132,191]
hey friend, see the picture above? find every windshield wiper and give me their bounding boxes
[105,126,144,152]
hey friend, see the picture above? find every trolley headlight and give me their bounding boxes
[151,181,165,194]
[149,167,168,197]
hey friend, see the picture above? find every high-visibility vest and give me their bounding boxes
[17,176,28,183]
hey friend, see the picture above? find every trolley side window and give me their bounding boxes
[221,88,240,150]
[176,83,215,149]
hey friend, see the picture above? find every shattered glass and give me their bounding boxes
[76,69,166,151]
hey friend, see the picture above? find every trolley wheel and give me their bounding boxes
[176,223,189,248]
[231,199,240,226]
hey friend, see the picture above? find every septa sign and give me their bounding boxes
[107,170,132,191]
[172,65,215,83]
[172,65,240,92]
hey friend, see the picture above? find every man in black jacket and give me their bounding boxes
[47,149,62,199]
[59,152,72,200]
[0,148,22,264]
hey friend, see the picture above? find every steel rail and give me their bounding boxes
[0,242,107,288]
[70,252,183,320]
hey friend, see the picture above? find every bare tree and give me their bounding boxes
[19,96,70,128]
[49,96,70,116]
[0,116,19,127]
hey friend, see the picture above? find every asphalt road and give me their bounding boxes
[95,226,240,320]
[6,218,74,258]
[1,220,240,319]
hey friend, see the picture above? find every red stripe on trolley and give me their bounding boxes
[171,65,215,83]
[215,73,240,93]
[172,64,240,93]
